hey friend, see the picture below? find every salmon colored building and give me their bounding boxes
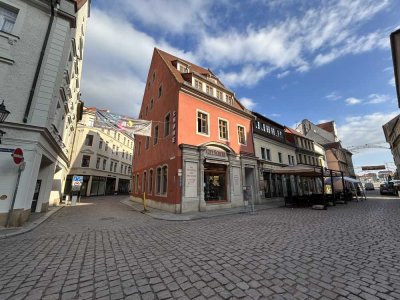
[131,49,258,213]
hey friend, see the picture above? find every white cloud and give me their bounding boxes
[277,70,290,79]
[325,92,341,101]
[313,31,388,66]
[345,97,362,105]
[219,65,269,87]
[367,94,391,104]
[389,77,396,87]
[338,112,398,148]
[317,119,330,124]
[104,0,213,34]
[271,113,281,117]
[239,97,257,110]
[81,9,194,117]
[196,0,390,85]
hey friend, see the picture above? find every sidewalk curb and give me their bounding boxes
[120,199,284,221]
[0,206,64,239]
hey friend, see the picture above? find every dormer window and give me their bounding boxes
[194,79,203,90]
[206,85,213,96]
[216,90,223,100]
[225,95,232,105]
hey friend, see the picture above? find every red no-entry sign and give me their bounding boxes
[12,148,24,164]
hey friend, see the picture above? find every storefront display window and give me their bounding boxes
[204,163,226,201]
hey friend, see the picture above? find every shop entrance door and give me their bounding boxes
[204,163,227,202]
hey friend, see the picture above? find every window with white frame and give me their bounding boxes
[206,85,213,96]
[197,111,209,135]
[216,90,223,100]
[219,119,228,140]
[0,4,18,34]
[237,125,246,145]
[194,79,203,90]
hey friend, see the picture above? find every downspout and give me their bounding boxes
[23,0,56,123]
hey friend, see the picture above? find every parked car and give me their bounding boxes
[364,182,375,190]
[380,180,400,195]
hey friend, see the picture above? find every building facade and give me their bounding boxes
[296,119,355,177]
[66,107,134,196]
[0,0,90,226]
[131,48,258,213]
[391,29,400,107]
[252,112,296,202]
[383,114,400,176]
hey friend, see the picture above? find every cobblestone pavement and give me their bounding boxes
[0,194,400,300]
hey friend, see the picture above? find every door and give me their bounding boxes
[31,180,42,212]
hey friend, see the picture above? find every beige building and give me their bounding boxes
[252,112,296,201]
[0,0,90,226]
[66,107,134,196]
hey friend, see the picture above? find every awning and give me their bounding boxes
[272,165,323,177]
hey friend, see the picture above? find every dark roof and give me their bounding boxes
[323,141,341,149]
[252,111,285,129]
[316,121,335,133]
[284,127,306,137]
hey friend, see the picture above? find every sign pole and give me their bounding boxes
[5,162,26,227]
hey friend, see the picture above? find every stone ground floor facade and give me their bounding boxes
[0,193,399,299]
[131,143,259,213]
[0,125,69,226]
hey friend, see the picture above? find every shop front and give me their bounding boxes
[180,143,258,213]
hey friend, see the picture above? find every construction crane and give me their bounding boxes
[346,143,390,153]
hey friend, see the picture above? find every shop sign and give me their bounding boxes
[361,165,385,171]
[205,146,227,160]
[172,111,177,143]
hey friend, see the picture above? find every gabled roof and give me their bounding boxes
[155,48,246,112]
[156,48,212,84]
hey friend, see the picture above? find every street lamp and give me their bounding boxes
[0,100,10,144]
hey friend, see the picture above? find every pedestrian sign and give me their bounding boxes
[72,175,83,183]
[72,175,83,189]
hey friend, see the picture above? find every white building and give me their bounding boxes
[67,107,134,197]
[0,0,90,226]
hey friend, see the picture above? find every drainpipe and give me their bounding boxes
[23,0,56,123]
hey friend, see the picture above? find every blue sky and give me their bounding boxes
[81,0,400,173]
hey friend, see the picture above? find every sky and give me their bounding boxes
[80,0,400,174]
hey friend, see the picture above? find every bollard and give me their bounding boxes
[143,192,146,210]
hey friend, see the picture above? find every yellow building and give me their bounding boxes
[67,107,134,196]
